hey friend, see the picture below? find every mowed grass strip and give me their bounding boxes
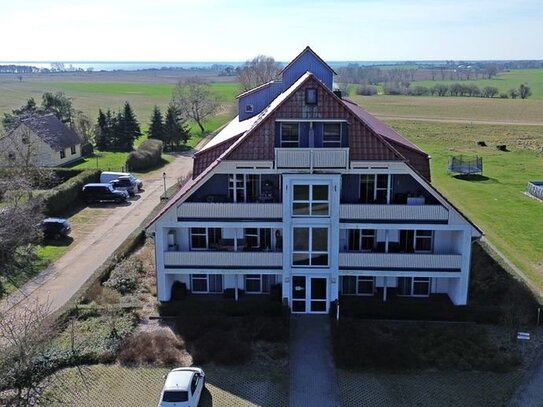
[388,120,543,290]
[353,95,543,125]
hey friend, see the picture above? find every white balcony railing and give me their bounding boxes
[164,251,283,268]
[275,148,349,169]
[177,203,283,219]
[340,204,448,221]
[339,253,462,270]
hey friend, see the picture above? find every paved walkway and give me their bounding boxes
[0,152,193,319]
[289,315,340,407]
[509,347,543,407]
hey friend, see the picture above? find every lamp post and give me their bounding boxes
[162,172,167,199]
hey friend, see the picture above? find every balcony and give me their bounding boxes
[339,252,462,270]
[177,203,283,219]
[339,204,448,222]
[275,148,349,169]
[164,251,283,268]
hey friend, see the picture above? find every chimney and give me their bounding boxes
[333,90,342,99]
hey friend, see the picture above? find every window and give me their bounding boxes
[342,276,375,296]
[415,230,433,253]
[397,277,431,297]
[347,229,375,251]
[245,274,275,293]
[228,174,261,203]
[360,174,389,204]
[191,274,223,293]
[292,184,329,216]
[243,228,272,250]
[245,104,254,113]
[280,123,299,148]
[190,228,221,250]
[305,88,317,105]
[60,149,66,159]
[323,123,341,147]
[292,227,328,267]
[71,145,76,155]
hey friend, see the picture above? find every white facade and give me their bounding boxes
[147,48,481,314]
[150,159,479,312]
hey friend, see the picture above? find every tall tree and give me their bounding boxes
[41,92,74,123]
[95,109,110,150]
[238,55,281,91]
[118,102,141,151]
[172,78,219,135]
[148,106,165,142]
[519,83,532,99]
[163,104,191,151]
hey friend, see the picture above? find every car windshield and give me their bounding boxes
[162,390,189,402]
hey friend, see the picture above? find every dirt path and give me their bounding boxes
[0,152,193,318]
[375,114,543,127]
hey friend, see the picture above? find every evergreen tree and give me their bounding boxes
[148,106,164,142]
[163,104,191,150]
[95,109,109,150]
[118,102,141,151]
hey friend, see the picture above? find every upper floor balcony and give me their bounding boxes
[178,202,282,219]
[164,250,283,269]
[339,204,448,222]
[275,148,349,169]
[339,252,462,271]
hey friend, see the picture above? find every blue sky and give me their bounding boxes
[1,0,542,61]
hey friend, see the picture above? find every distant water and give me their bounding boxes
[0,60,450,72]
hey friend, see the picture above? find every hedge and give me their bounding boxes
[126,139,163,171]
[41,168,100,216]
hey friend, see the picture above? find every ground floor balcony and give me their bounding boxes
[177,203,282,219]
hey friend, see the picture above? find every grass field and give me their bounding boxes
[387,120,543,292]
[353,95,543,125]
[412,69,543,99]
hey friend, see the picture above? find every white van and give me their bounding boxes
[100,172,143,192]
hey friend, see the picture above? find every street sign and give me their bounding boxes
[517,332,530,340]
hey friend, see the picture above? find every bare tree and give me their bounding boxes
[171,77,220,134]
[0,299,88,406]
[238,55,281,91]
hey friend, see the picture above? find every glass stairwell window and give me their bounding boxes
[292,184,329,216]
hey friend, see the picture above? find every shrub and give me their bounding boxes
[80,142,94,157]
[499,93,509,99]
[103,257,144,294]
[409,86,430,96]
[118,329,187,367]
[126,139,163,171]
[41,168,100,215]
[355,84,377,96]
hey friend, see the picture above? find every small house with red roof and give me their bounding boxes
[146,47,481,313]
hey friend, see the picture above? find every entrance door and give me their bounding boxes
[291,276,328,313]
[310,278,327,313]
[292,276,306,313]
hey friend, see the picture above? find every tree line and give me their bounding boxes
[376,82,532,99]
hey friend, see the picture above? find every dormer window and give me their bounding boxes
[305,88,317,105]
[245,104,254,113]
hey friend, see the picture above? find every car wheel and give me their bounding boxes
[116,197,122,203]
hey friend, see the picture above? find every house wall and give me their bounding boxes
[282,51,334,90]
[238,82,283,121]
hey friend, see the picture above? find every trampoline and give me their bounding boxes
[447,156,483,175]
[527,181,543,200]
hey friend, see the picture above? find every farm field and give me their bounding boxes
[387,120,543,293]
[352,95,543,125]
[412,69,543,99]
[0,71,240,131]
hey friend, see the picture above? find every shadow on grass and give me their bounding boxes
[133,157,175,174]
[43,236,74,247]
[453,174,498,183]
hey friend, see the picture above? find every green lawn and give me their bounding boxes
[411,69,543,99]
[387,120,543,291]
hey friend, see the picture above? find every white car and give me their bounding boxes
[157,367,205,407]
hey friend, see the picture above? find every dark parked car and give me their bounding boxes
[42,217,71,240]
[109,176,137,196]
[82,183,128,204]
